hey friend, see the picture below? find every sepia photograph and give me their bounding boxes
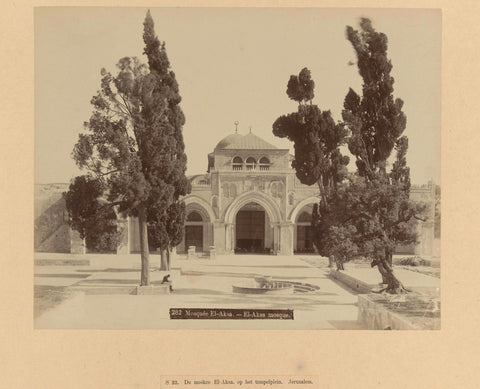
[34,7,441,330]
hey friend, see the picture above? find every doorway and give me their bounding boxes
[235,202,266,254]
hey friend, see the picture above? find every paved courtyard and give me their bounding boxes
[35,253,440,330]
[34,254,365,329]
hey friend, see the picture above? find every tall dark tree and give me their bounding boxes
[147,200,186,270]
[343,18,407,179]
[65,11,189,285]
[142,11,190,270]
[341,18,427,293]
[273,68,350,267]
[273,68,349,197]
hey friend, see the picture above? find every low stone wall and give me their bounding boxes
[71,286,138,295]
[329,269,373,294]
[135,284,171,295]
[358,295,420,330]
[35,258,90,266]
[70,281,174,296]
[358,294,440,330]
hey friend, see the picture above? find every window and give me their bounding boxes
[259,157,270,171]
[232,156,243,171]
[246,157,257,171]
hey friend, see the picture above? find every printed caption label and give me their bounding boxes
[161,376,318,389]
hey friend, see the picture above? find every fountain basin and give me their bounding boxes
[232,280,294,295]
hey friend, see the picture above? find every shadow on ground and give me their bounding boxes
[34,285,71,318]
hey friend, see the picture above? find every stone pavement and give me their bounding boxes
[34,254,365,329]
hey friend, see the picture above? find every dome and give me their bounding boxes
[215,132,278,150]
[215,133,244,150]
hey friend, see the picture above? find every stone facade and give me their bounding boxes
[128,132,437,257]
[129,131,319,255]
[410,182,436,256]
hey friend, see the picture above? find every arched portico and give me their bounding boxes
[290,196,320,254]
[178,196,216,253]
[289,196,320,223]
[183,196,216,222]
[222,191,292,255]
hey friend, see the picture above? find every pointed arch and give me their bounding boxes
[183,196,216,222]
[224,191,282,225]
[289,196,320,223]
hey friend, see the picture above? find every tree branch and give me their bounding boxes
[414,214,427,222]
[98,169,121,177]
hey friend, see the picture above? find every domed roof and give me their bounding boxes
[215,133,244,150]
[215,132,278,150]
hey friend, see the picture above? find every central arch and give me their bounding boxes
[224,191,282,225]
[234,202,272,254]
[224,191,282,254]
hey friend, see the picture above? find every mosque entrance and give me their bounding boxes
[235,202,268,254]
[184,211,204,252]
[185,226,203,252]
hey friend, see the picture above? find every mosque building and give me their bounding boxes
[125,130,436,257]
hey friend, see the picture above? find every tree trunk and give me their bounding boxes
[375,257,407,294]
[138,206,150,286]
[335,257,344,270]
[380,251,394,284]
[160,249,168,271]
[328,255,335,268]
[166,248,171,270]
[386,251,393,267]
[378,160,387,178]
[316,179,328,206]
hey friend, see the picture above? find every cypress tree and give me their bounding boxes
[65,11,189,285]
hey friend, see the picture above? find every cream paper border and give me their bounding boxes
[2,1,478,388]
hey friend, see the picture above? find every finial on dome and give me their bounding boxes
[234,121,239,134]
[249,126,252,133]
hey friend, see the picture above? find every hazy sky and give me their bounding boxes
[35,7,440,185]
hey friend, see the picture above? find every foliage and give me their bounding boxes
[273,68,349,190]
[286,67,315,103]
[64,176,120,252]
[65,11,189,284]
[273,18,427,293]
[147,201,186,251]
[343,18,407,178]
